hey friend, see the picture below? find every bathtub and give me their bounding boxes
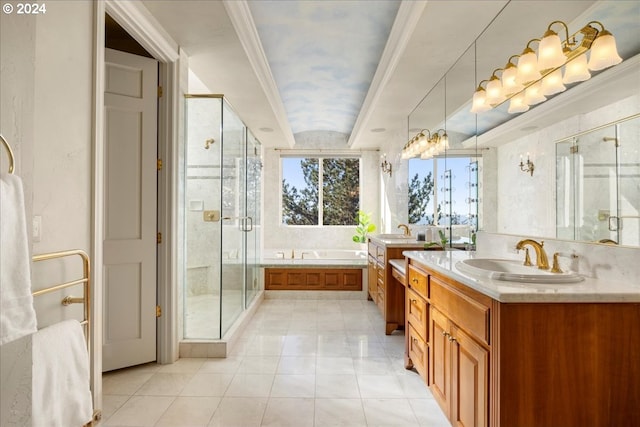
[261,249,367,265]
[261,249,367,292]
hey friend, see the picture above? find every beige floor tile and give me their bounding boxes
[410,398,452,427]
[225,374,275,397]
[158,358,206,374]
[207,397,267,427]
[154,396,220,426]
[101,394,130,421]
[104,395,174,426]
[276,356,316,374]
[180,373,234,397]
[270,374,316,398]
[198,356,242,374]
[134,373,194,396]
[236,355,280,374]
[314,398,367,427]
[357,374,405,398]
[315,374,361,398]
[362,398,420,426]
[316,356,355,375]
[261,397,314,427]
[102,371,154,396]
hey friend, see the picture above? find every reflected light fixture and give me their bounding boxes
[380,154,392,176]
[471,20,622,115]
[401,129,448,160]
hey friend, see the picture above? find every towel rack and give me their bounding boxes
[0,134,15,174]
[31,249,91,354]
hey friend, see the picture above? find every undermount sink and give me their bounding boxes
[374,233,415,240]
[455,258,584,284]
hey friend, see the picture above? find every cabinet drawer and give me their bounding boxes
[391,266,406,286]
[376,247,385,264]
[407,264,428,298]
[408,323,428,381]
[407,288,428,341]
[431,276,490,345]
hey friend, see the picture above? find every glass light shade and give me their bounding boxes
[486,76,505,106]
[563,53,591,83]
[470,87,491,113]
[508,93,530,114]
[524,82,546,105]
[588,31,622,71]
[501,65,523,97]
[516,48,542,85]
[538,31,566,71]
[541,69,566,96]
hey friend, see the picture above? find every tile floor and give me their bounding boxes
[102,298,451,426]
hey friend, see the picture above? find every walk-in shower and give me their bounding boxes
[183,95,262,340]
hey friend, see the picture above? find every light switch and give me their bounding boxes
[33,215,42,242]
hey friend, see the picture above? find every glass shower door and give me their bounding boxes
[184,96,223,339]
[220,100,245,337]
[245,131,262,307]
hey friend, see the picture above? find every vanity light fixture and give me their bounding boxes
[401,129,448,160]
[519,153,535,176]
[380,154,392,176]
[471,20,622,115]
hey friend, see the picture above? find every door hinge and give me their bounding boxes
[570,146,579,154]
[157,232,162,244]
[158,86,163,98]
[157,159,163,171]
[156,305,162,317]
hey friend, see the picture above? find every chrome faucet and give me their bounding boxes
[515,239,549,270]
[397,224,410,236]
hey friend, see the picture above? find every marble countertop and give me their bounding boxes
[403,250,640,303]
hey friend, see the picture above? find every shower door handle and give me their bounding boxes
[223,216,253,232]
[242,216,253,232]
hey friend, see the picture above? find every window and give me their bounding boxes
[408,156,479,227]
[281,157,360,226]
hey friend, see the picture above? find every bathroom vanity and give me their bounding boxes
[367,236,425,334]
[403,250,640,427]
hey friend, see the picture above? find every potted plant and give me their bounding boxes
[353,210,376,244]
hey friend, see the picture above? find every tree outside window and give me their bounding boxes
[282,157,359,226]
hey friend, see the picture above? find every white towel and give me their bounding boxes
[32,319,93,427]
[0,173,37,345]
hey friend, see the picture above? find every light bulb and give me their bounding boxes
[524,82,546,105]
[588,30,622,71]
[516,47,542,85]
[541,69,566,96]
[538,29,566,71]
[563,53,591,84]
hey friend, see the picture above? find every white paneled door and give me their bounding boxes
[102,48,158,371]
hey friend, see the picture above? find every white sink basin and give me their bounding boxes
[456,258,584,284]
[374,233,415,240]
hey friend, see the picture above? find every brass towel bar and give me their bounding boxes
[1,134,15,174]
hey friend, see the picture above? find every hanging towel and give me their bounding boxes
[32,319,93,427]
[0,173,37,345]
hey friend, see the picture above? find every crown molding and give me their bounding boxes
[222,0,296,148]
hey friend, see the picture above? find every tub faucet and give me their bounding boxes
[515,239,549,270]
[397,224,410,236]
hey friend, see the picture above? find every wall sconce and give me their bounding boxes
[519,153,534,176]
[471,20,622,114]
[380,154,392,176]
[401,128,449,160]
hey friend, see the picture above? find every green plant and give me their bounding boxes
[352,210,376,243]
[438,229,448,247]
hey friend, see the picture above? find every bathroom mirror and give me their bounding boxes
[556,114,640,247]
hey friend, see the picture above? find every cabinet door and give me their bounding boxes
[430,307,450,416]
[367,256,377,300]
[451,325,488,427]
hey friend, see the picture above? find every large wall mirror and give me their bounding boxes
[556,114,640,246]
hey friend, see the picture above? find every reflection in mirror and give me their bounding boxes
[556,114,640,247]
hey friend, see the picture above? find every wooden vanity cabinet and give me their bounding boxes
[405,257,640,427]
[367,239,423,335]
